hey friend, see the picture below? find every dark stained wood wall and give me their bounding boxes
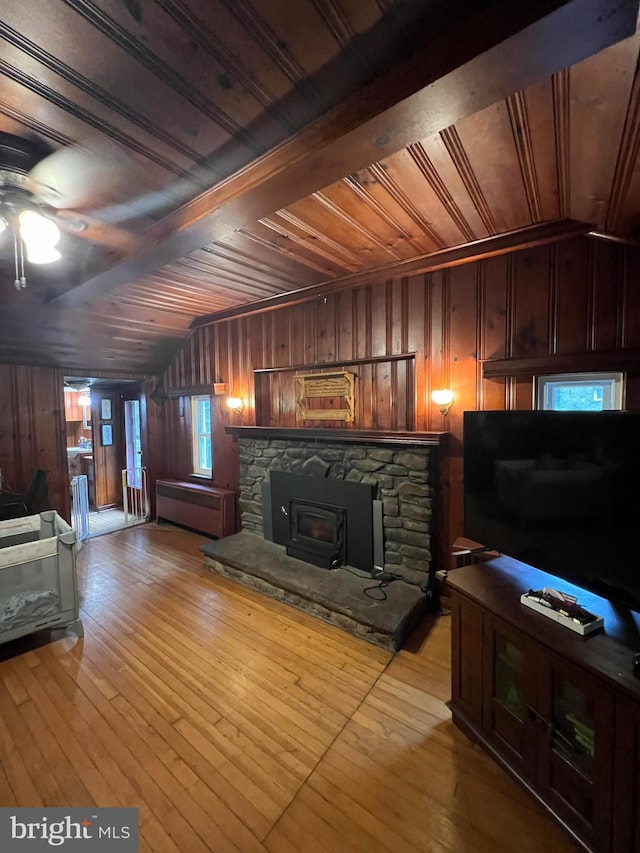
[162,235,640,551]
[0,366,69,521]
[0,235,636,547]
[0,370,159,524]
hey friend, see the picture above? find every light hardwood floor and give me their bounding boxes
[0,524,579,852]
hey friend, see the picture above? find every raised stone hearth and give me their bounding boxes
[201,531,426,651]
[202,427,446,649]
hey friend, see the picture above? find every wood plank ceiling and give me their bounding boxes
[0,0,638,372]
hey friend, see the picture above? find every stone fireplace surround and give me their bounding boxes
[201,427,447,649]
[232,427,445,586]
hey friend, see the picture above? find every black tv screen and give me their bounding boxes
[463,410,640,612]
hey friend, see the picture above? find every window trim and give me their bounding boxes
[191,394,212,477]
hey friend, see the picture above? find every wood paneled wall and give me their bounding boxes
[162,235,640,550]
[0,370,157,525]
[0,235,634,547]
[0,365,69,520]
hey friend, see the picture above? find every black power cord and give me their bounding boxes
[340,566,431,601]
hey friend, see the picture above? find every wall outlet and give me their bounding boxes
[435,569,448,582]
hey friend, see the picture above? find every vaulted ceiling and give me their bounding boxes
[0,0,639,373]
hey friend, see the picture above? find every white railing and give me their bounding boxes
[122,467,149,526]
[70,475,90,542]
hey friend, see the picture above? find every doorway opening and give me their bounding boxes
[64,376,149,539]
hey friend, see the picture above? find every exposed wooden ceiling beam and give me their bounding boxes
[55,210,144,255]
[38,0,640,310]
[192,218,592,326]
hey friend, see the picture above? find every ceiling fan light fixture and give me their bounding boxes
[25,243,62,264]
[18,209,60,250]
[0,204,62,289]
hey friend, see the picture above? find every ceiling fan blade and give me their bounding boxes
[89,180,196,226]
[28,138,145,211]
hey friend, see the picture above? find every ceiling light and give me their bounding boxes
[25,244,62,264]
[65,379,90,392]
[18,209,60,246]
[0,200,61,289]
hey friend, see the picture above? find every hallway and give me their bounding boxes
[86,508,130,538]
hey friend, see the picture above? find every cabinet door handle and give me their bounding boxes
[526,705,548,731]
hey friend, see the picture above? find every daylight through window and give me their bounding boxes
[536,372,624,411]
[192,395,212,475]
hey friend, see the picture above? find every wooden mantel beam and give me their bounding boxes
[48,0,640,310]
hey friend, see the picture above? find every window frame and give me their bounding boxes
[191,394,212,477]
[535,371,624,411]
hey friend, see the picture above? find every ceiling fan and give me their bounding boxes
[0,132,158,289]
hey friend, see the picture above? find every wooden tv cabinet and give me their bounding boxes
[447,558,640,853]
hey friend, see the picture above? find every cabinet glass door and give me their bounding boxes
[551,676,595,777]
[483,618,536,780]
[495,635,525,718]
[538,661,614,853]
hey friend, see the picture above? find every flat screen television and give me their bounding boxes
[463,410,640,613]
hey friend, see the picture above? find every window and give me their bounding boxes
[191,395,212,476]
[536,372,624,411]
[124,399,142,488]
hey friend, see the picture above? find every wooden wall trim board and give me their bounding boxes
[254,351,417,373]
[192,218,591,328]
[164,384,214,399]
[225,426,447,447]
[482,347,640,377]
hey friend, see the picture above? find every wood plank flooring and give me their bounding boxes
[88,508,146,538]
[0,524,580,852]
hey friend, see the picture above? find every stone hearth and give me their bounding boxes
[201,531,426,651]
[201,427,446,650]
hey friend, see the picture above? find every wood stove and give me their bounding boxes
[270,471,375,571]
[288,499,346,568]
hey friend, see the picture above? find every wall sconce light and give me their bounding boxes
[431,388,454,416]
[226,397,244,413]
